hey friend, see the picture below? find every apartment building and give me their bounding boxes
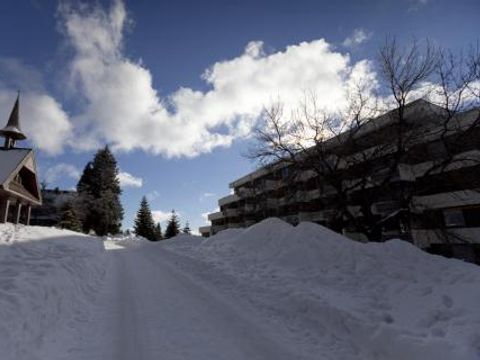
[200,100,480,257]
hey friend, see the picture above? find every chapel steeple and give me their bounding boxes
[0,93,26,149]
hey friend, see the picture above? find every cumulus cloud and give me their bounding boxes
[0,58,72,155]
[152,210,180,225]
[117,171,143,188]
[342,29,372,48]
[44,163,80,185]
[57,0,377,158]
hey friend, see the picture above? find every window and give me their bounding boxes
[443,208,465,227]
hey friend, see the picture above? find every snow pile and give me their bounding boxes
[162,218,480,360]
[0,224,108,359]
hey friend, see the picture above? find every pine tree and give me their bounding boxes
[76,146,123,236]
[182,221,191,235]
[164,210,180,238]
[77,162,94,193]
[154,223,163,241]
[133,196,156,241]
[57,203,82,232]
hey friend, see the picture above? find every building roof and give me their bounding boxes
[0,148,42,205]
[0,148,31,185]
[0,95,26,141]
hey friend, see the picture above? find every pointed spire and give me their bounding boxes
[0,92,27,147]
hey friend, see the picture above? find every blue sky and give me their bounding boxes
[0,0,478,232]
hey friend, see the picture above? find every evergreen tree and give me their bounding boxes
[182,221,191,235]
[133,196,156,241]
[77,162,94,193]
[57,203,82,232]
[164,210,180,238]
[154,223,163,241]
[76,146,123,236]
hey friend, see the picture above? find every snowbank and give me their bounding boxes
[161,218,480,360]
[0,224,108,359]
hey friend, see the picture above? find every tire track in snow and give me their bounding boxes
[106,245,298,360]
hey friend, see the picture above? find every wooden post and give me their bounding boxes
[25,205,31,225]
[14,203,22,224]
[0,198,10,223]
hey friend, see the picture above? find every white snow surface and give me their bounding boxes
[1,219,479,359]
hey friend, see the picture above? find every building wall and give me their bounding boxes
[202,102,480,249]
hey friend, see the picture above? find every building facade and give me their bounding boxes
[0,95,42,225]
[200,100,480,253]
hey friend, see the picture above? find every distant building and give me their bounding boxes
[200,100,480,258]
[0,95,42,225]
[30,188,77,227]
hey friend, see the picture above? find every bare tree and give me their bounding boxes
[249,38,480,243]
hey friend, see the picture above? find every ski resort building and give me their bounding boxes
[200,100,480,256]
[0,96,42,225]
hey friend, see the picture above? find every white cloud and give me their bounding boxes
[342,29,372,48]
[57,0,377,158]
[152,210,181,225]
[0,65,72,155]
[44,163,80,185]
[117,171,143,188]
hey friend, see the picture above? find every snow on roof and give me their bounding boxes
[0,148,31,185]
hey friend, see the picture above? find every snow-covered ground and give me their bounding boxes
[0,224,107,359]
[0,219,479,359]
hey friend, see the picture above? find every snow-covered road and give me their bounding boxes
[88,244,296,360]
[2,222,480,360]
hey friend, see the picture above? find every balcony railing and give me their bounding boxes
[244,204,255,212]
[224,208,240,217]
[218,194,241,206]
[199,226,211,234]
[227,222,244,228]
[207,211,224,221]
[412,190,480,210]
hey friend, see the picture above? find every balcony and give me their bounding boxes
[305,189,321,201]
[263,179,278,191]
[212,224,228,233]
[297,170,317,182]
[199,226,211,235]
[412,190,480,210]
[227,222,244,229]
[299,211,321,222]
[236,187,255,197]
[299,210,337,222]
[218,194,241,206]
[266,198,278,209]
[208,211,224,221]
[244,204,255,212]
[224,208,241,217]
